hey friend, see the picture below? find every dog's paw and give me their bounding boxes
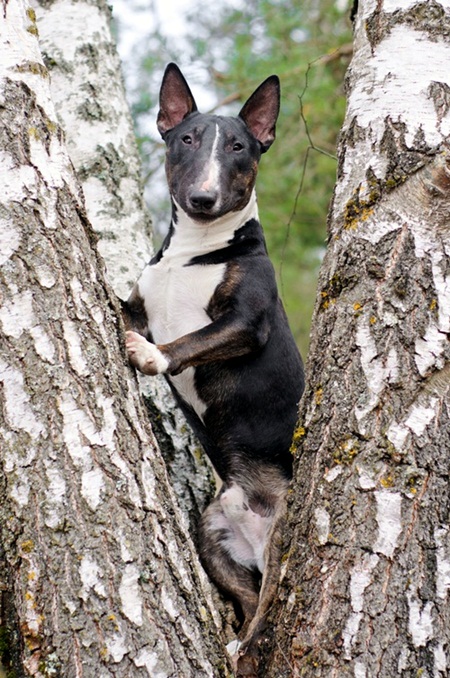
[125,331,169,375]
[220,484,248,521]
[226,638,242,657]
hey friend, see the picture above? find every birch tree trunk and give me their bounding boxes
[31,0,214,532]
[265,1,450,676]
[0,2,229,675]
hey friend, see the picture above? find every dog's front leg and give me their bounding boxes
[126,311,269,377]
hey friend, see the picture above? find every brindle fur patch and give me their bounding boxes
[120,286,150,338]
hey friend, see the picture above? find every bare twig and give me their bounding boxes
[279,51,342,298]
[207,91,242,113]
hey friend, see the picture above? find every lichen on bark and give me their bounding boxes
[262,1,450,676]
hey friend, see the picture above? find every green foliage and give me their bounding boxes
[121,0,352,356]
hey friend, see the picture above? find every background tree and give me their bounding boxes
[262,0,450,675]
[0,1,228,675]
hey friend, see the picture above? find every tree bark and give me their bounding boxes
[32,0,215,533]
[266,1,450,676]
[0,1,228,675]
[31,0,151,297]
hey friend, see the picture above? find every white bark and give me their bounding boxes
[0,1,227,675]
[265,1,450,675]
[31,0,152,298]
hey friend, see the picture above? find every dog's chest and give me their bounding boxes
[139,257,226,343]
[138,254,226,419]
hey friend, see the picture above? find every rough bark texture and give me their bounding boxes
[31,0,151,298]
[0,2,229,676]
[264,1,450,676]
[32,0,215,534]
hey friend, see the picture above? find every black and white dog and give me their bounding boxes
[124,63,304,667]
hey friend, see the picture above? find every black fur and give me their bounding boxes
[124,65,304,668]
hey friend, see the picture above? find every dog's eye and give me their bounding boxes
[182,135,192,145]
[233,142,244,152]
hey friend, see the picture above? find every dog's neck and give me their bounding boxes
[167,190,259,260]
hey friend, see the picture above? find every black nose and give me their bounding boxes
[188,190,218,212]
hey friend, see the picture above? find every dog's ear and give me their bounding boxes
[157,63,198,137]
[239,76,280,153]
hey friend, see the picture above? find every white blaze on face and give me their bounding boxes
[200,124,221,204]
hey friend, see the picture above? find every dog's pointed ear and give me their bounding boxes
[238,76,280,152]
[157,63,198,137]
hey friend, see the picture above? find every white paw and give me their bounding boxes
[226,638,242,657]
[220,484,249,521]
[125,331,169,375]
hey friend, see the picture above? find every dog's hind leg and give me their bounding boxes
[198,493,262,630]
[235,492,288,677]
[199,473,289,676]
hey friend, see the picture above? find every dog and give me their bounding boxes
[123,63,304,673]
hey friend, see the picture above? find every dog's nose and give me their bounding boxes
[189,190,218,212]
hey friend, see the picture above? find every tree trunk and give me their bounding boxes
[266,1,450,676]
[0,2,228,675]
[32,0,151,297]
[32,0,215,532]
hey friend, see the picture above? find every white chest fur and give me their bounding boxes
[137,250,226,420]
[138,257,226,345]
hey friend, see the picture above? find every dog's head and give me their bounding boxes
[156,63,280,222]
